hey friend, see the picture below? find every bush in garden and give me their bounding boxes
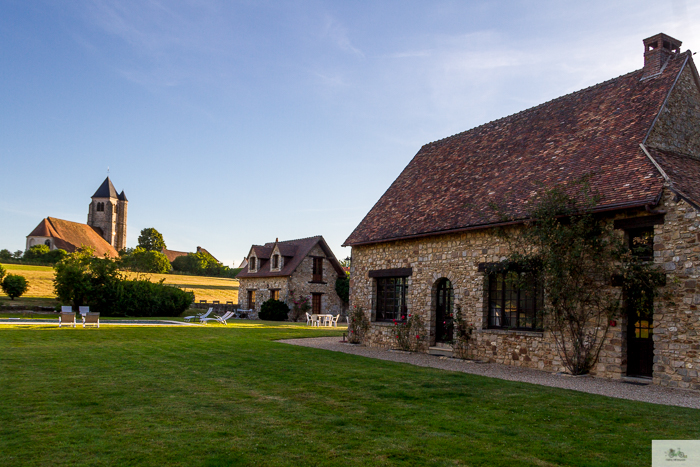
[259,299,290,321]
[2,274,29,300]
[0,264,5,282]
[348,305,369,344]
[393,313,427,352]
[54,247,193,317]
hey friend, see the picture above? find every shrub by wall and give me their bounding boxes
[259,299,290,321]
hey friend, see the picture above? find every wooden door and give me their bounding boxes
[435,279,454,343]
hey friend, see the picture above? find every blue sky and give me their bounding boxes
[2,0,699,266]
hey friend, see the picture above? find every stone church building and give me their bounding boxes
[26,177,127,258]
[344,34,700,390]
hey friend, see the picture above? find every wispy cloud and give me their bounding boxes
[322,14,364,58]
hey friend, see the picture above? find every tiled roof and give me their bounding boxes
[27,217,118,258]
[237,235,345,279]
[162,248,189,263]
[650,148,700,209]
[344,53,691,246]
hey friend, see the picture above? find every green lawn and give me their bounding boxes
[1,323,698,466]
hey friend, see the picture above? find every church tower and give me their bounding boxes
[87,177,128,251]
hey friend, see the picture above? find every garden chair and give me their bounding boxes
[331,314,340,327]
[83,312,100,328]
[59,309,76,328]
[79,306,90,318]
[201,311,234,325]
[305,312,313,326]
[184,307,213,323]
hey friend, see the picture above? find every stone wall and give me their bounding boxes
[350,227,573,372]
[238,244,345,319]
[647,65,700,157]
[652,190,700,390]
[350,189,700,387]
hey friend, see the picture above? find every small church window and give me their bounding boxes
[96,202,104,212]
[44,239,51,247]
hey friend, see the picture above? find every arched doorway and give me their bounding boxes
[435,278,454,344]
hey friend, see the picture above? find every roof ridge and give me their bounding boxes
[423,67,647,148]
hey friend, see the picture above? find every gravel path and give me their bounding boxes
[279,337,700,409]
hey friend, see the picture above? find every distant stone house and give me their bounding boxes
[237,236,346,318]
[344,34,700,390]
[162,246,219,263]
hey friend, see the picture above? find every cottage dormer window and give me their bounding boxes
[272,254,280,270]
[249,256,257,271]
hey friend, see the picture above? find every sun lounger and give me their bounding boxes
[201,311,235,325]
[82,312,100,328]
[184,307,213,323]
[59,310,76,328]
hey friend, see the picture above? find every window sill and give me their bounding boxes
[480,328,544,337]
[372,321,399,327]
[308,281,327,285]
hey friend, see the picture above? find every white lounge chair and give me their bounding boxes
[184,307,213,323]
[83,312,100,328]
[59,308,75,328]
[331,314,340,327]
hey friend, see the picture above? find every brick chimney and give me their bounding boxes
[643,33,682,79]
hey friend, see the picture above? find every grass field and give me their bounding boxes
[1,323,698,466]
[0,263,238,307]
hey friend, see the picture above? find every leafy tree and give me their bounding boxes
[54,248,121,309]
[171,251,238,278]
[0,249,12,261]
[2,274,29,299]
[259,299,290,321]
[491,178,664,375]
[119,247,171,273]
[335,275,349,304]
[22,245,67,264]
[0,264,6,282]
[137,228,166,252]
[23,244,51,260]
[13,250,23,259]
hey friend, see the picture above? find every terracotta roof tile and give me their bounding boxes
[650,148,700,208]
[27,217,118,258]
[344,53,690,246]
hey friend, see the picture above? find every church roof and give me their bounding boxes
[27,217,118,258]
[118,190,128,201]
[92,177,118,199]
[344,51,693,246]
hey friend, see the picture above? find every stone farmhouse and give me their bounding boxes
[237,236,346,317]
[26,177,127,258]
[344,33,700,390]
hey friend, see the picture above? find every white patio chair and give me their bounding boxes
[305,312,313,326]
[331,314,340,327]
[184,307,213,323]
